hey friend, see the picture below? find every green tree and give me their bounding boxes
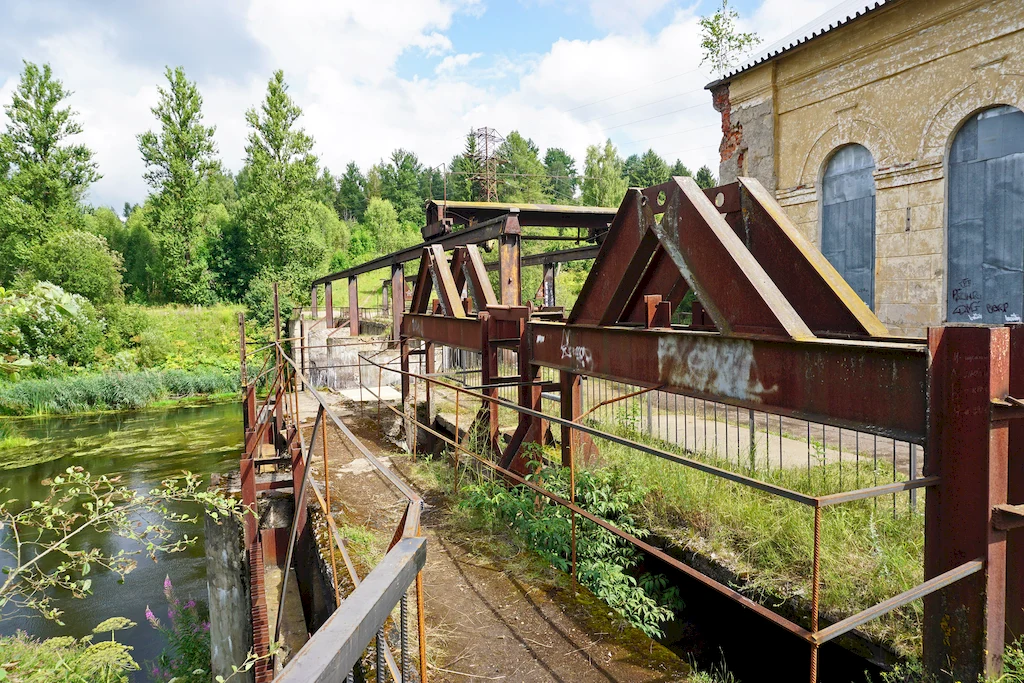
[496,132,548,203]
[31,230,124,306]
[669,159,692,178]
[118,203,162,303]
[695,165,717,189]
[448,132,482,202]
[699,0,761,78]
[361,197,402,254]
[379,149,424,225]
[336,162,367,220]
[235,70,327,305]
[581,140,627,207]
[137,66,219,304]
[0,61,100,283]
[623,149,669,188]
[543,147,577,203]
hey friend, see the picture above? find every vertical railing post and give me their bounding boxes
[299,318,306,392]
[424,342,435,425]
[924,326,1009,680]
[273,282,281,369]
[238,312,247,387]
[349,276,359,337]
[480,312,499,451]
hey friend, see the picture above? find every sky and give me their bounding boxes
[0,0,839,209]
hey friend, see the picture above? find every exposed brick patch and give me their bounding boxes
[712,83,743,164]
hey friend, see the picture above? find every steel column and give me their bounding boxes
[311,285,318,319]
[499,215,522,306]
[1007,326,1024,643]
[542,262,556,308]
[923,326,1009,680]
[349,276,359,337]
[325,282,334,329]
[560,371,581,467]
[391,264,405,346]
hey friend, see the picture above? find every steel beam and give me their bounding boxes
[528,321,929,441]
[391,264,404,345]
[403,313,482,352]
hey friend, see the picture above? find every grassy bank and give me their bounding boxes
[0,369,238,416]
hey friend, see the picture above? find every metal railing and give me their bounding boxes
[240,334,428,683]
[354,345,981,683]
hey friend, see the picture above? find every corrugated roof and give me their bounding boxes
[708,0,896,86]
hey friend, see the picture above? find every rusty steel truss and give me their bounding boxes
[308,176,1024,682]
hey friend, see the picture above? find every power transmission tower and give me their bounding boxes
[471,127,504,202]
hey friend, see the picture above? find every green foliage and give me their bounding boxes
[496,131,548,203]
[0,61,99,283]
[699,0,761,78]
[31,230,125,306]
[361,197,402,254]
[670,159,693,178]
[379,149,427,224]
[0,282,104,368]
[544,147,578,203]
[137,66,219,304]
[624,149,671,188]
[0,466,245,623]
[582,140,627,207]
[459,458,682,638]
[448,132,483,202]
[336,162,368,220]
[695,165,717,189]
[0,368,237,416]
[0,630,137,682]
[145,577,211,683]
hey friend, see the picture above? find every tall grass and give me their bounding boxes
[0,369,238,416]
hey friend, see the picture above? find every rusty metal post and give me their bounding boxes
[425,342,435,425]
[325,281,334,329]
[299,318,306,392]
[238,312,247,387]
[924,325,1009,680]
[499,214,522,306]
[349,276,359,337]
[560,371,581,467]
[311,285,318,319]
[480,312,499,450]
[1008,325,1024,642]
[392,264,405,347]
[542,262,556,307]
[810,506,822,683]
[244,384,256,434]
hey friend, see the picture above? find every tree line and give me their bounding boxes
[0,61,717,317]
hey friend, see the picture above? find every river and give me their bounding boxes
[0,402,242,676]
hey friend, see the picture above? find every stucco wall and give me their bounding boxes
[716,0,1024,336]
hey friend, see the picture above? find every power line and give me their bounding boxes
[621,122,719,147]
[561,67,703,114]
[580,86,707,124]
[601,100,712,133]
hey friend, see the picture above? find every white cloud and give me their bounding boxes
[1,0,835,207]
[585,0,675,32]
[436,52,482,75]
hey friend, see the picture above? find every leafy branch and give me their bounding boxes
[0,466,245,624]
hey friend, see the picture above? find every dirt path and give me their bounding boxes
[297,394,691,683]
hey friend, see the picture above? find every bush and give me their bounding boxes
[0,282,104,367]
[0,620,139,683]
[459,456,683,638]
[31,229,125,306]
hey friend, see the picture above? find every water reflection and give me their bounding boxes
[0,402,241,677]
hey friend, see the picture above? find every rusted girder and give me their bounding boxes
[529,321,928,442]
[403,313,482,352]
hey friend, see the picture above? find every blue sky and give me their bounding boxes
[0,0,836,208]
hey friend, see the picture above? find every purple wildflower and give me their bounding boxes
[145,605,159,627]
[202,621,211,632]
[184,599,196,610]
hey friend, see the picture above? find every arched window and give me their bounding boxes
[947,105,1024,323]
[821,144,876,309]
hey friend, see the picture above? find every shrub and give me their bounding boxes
[0,282,104,367]
[0,628,138,683]
[459,456,683,638]
[31,229,125,306]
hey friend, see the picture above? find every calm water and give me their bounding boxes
[0,402,242,675]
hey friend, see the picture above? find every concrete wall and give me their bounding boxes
[288,317,392,390]
[714,0,1024,336]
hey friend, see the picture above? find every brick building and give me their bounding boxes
[708,0,1024,336]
